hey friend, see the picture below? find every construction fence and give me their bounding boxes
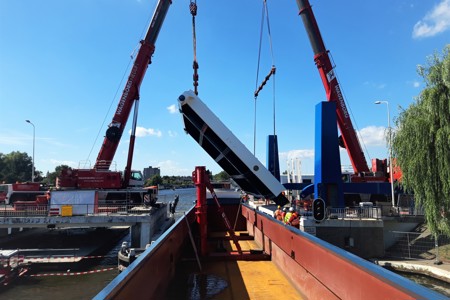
[386,230,450,263]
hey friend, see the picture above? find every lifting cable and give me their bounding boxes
[190,1,199,95]
[253,0,276,155]
[330,52,372,162]
[85,56,135,168]
[85,7,154,168]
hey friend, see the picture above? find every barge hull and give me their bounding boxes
[95,202,443,299]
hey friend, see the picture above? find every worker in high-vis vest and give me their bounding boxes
[284,207,294,224]
[288,209,300,227]
[274,206,283,221]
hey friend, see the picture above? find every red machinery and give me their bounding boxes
[296,0,393,183]
[57,0,172,190]
[0,182,44,205]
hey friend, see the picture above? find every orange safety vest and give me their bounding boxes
[289,212,299,226]
[274,210,283,221]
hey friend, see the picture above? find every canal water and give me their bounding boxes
[1,188,449,298]
[0,188,197,300]
[394,271,450,297]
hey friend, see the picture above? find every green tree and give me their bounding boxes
[43,165,69,186]
[393,45,450,236]
[0,153,6,182]
[0,151,36,183]
[213,170,230,181]
[146,174,163,187]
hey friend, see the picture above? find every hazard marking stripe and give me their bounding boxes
[24,255,106,262]
[28,267,115,277]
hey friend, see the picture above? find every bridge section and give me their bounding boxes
[0,203,170,248]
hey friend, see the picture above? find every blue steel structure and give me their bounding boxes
[266,135,280,181]
[312,102,394,207]
[314,102,344,207]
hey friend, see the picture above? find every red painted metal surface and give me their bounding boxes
[99,209,195,300]
[207,204,246,232]
[193,166,208,256]
[95,0,171,171]
[241,205,425,300]
[296,0,369,174]
[96,201,440,299]
[193,166,243,255]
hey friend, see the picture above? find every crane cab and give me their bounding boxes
[129,170,144,187]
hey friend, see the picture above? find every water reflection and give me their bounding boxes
[394,271,450,297]
[188,273,228,299]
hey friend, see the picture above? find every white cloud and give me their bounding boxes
[278,149,315,175]
[413,0,450,38]
[406,80,421,88]
[0,135,27,146]
[358,126,387,147]
[167,104,177,114]
[157,160,191,176]
[2,128,79,150]
[133,126,162,137]
[49,159,77,168]
[279,149,314,161]
[168,130,177,137]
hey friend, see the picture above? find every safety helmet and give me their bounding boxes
[282,207,287,212]
[289,207,294,212]
[277,205,280,209]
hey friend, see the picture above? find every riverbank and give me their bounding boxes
[373,258,450,284]
[373,224,450,295]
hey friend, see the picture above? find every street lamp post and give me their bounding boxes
[25,120,35,182]
[374,101,395,207]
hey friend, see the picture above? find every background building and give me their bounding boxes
[143,166,160,181]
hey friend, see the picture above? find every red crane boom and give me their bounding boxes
[95,0,172,172]
[57,0,172,190]
[295,0,370,174]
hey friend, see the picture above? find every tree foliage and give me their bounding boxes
[0,151,42,183]
[146,174,163,187]
[43,165,69,186]
[393,45,450,236]
[213,170,230,181]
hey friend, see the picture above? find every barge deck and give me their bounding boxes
[166,232,303,299]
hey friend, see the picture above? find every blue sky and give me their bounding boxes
[1,0,449,177]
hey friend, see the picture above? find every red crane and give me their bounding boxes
[57,0,172,189]
[295,0,370,175]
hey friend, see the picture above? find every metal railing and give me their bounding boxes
[327,207,382,220]
[376,203,424,217]
[386,230,450,262]
[0,203,159,218]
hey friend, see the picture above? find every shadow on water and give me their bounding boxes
[187,273,229,300]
